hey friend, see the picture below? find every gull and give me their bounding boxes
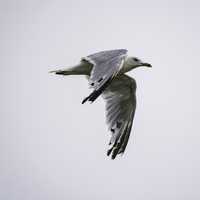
[50,49,152,159]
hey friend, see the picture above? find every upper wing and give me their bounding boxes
[102,74,137,159]
[82,49,127,104]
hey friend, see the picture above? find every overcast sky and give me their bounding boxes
[1,0,200,199]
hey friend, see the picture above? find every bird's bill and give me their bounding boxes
[139,63,152,68]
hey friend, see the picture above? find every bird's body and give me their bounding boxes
[52,55,149,76]
[51,49,151,159]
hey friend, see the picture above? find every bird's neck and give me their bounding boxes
[120,62,134,74]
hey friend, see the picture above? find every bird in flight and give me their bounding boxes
[50,49,151,159]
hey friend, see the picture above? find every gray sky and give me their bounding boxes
[1,0,200,199]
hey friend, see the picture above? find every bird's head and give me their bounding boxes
[126,56,152,69]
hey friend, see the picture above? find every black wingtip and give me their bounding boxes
[107,148,113,156]
[111,147,118,159]
[107,146,118,160]
[82,97,89,104]
[81,94,94,104]
[82,77,112,104]
[81,90,98,104]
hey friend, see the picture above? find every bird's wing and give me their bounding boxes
[102,74,137,159]
[81,49,127,104]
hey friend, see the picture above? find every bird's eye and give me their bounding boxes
[133,58,139,62]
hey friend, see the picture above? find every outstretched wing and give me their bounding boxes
[82,49,127,104]
[102,74,137,159]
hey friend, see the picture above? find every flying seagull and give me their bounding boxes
[50,49,151,159]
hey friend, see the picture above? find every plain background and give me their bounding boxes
[1,0,200,199]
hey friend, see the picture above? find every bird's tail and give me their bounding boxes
[49,68,79,75]
[49,61,91,76]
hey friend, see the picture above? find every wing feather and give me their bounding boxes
[82,49,127,104]
[102,74,137,159]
